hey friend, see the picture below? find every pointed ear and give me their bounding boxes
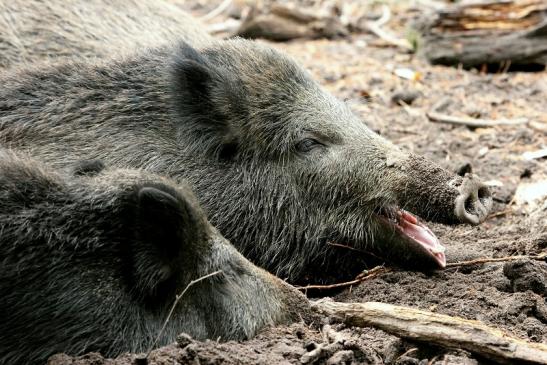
[170,43,244,161]
[171,45,214,110]
[130,184,207,298]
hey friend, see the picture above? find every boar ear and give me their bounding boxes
[130,185,205,298]
[171,44,243,161]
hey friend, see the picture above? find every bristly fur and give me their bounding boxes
[0,1,490,363]
[0,149,310,365]
[0,37,467,282]
[0,0,478,284]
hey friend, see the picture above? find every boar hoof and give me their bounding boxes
[454,174,493,225]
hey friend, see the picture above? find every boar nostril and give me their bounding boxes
[478,187,491,203]
[464,195,474,213]
[454,174,493,225]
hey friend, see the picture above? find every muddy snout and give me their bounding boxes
[453,174,492,225]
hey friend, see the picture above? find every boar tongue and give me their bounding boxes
[399,210,446,267]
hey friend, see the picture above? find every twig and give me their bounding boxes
[396,347,418,362]
[446,253,546,268]
[326,241,386,261]
[297,253,547,291]
[487,207,514,219]
[361,5,413,51]
[427,111,528,128]
[373,4,391,27]
[296,266,391,291]
[353,265,391,280]
[522,148,547,160]
[487,195,517,220]
[327,241,365,253]
[311,300,547,364]
[199,0,232,22]
[144,270,223,359]
[207,18,242,35]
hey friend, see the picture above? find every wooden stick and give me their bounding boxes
[427,110,528,128]
[199,0,233,22]
[145,270,223,359]
[207,18,241,35]
[446,253,546,268]
[327,241,386,261]
[487,207,514,219]
[361,5,413,51]
[311,300,547,364]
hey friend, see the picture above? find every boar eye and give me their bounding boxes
[295,138,322,153]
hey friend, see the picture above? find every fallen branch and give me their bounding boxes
[427,110,528,128]
[311,300,547,364]
[415,0,547,68]
[235,3,347,41]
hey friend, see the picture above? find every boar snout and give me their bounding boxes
[392,154,493,225]
[453,173,492,225]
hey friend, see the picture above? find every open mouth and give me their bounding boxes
[376,207,447,268]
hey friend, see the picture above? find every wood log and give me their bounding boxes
[311,300,547,364]
[415,0,547,68]
[235,4,348,41]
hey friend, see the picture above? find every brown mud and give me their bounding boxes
[48,1,546,364]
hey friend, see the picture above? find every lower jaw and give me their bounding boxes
[374,209,446,269]
[326,214,446,273]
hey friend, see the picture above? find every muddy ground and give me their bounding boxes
[49,1,547,364]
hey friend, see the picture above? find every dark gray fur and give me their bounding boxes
[0,150,309,365]
[0,38,492,281]
[0,0,493,281]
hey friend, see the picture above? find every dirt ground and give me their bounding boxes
[49,1,546,364]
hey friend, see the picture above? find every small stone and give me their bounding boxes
[455,162,473,177]
[326,350,354,365]
[503,259,547,296]
[134,356,148,365]
[368,76,384,86]
[391,90,421,105]
[523,317,544,342]
[304,341,317,352]
[176,333,193,349]
[183,343,198,358]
